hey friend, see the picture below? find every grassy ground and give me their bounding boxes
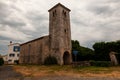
[13,65,120,78]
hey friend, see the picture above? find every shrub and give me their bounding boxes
[90,60,111,67]
[44,55,58,65]
[0,58,4,66]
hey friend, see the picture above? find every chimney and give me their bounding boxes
[10,41,12,45]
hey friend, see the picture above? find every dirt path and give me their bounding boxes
[0,65,23,80]
[0,65,120,80]
[23,76,120,80]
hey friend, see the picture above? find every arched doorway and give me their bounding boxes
[63,51,70,65]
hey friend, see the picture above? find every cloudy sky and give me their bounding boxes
[0,0,120,55]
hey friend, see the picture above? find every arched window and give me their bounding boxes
[63,10,67,17]
[55,10,56,13]
[64,29,66,33]
[53,12,55,17]
[53,10,57,17]
[64,12,66,17]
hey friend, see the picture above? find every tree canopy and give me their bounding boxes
[71,40,120,62]
[72,40,94,61]
[92,41,120,61]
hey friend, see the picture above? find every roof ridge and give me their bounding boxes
[48,3,70,12]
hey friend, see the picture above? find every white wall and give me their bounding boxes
[7,43,20,64]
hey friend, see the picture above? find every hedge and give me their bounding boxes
[44,55,58,65]
[90,60,111,67]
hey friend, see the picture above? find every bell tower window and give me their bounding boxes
[63,10,67,17]
[53,12,55,17]
[53,10,57,17]
[64,29,66,33]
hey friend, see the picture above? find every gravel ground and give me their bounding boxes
[0,65,23,80]
[0,65,120,80]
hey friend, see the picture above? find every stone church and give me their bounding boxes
[19,3,72,65]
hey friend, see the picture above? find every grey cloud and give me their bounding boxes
[0,36,23,43]
[0,2,10,24]
[26,11,48,21]
[81,40,98,49]
[0,1,26,27]
[0,44,8,54]
[87,1,120,16]
[1,0,120,54]
[26,24,49,40]
[72,17,88,27]
[0,19,26,27]
[0,36,13,41]
[24,11,49,38]
[107,0,120,3]
[87,4,113,16]
[91,6,112,15]
[91,23,120,41]
[0,2,10,18]
[25,11,48,27]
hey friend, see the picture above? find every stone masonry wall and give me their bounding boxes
[19,36,50,64]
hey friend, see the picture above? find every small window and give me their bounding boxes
[8,59,12,62]
[9,54,15,57]
[64,29,66,33]
[13,46,20,52]
[17,54,19,57]
[53,12,55,17]
[53,10,57,17]
[55,10,56,13]
[63,10,67,17]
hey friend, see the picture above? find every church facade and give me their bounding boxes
[19,3,72,65]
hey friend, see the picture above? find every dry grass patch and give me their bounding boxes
[13,65,120,78]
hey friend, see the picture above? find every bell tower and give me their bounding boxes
[48,3,72,65]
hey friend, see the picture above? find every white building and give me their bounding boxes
[7,41,20,64]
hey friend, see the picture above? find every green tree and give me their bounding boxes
[93,42,110,61]
[93,42,106,53]
[92,41,120,61]
[72,40,94,61]
[78,46,94,61]
[72,40,80,51]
